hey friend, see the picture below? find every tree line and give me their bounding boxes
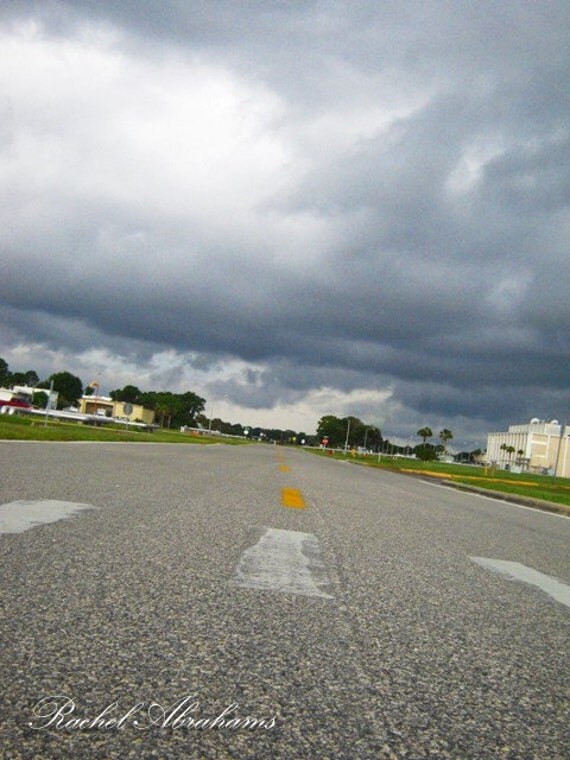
[0,358,206,429]
[2,358,477,457]
[107,384,205,428]
[316,417,463,461]
[415,426,453,460]
[317,415,383,450]
[0,359,39,390]
[0,358,307,440]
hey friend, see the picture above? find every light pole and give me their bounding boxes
[43,379,54,427]
[553,424,569,478]
[207,394,228,433]
[378,437,388,463]
[344,418,351,453]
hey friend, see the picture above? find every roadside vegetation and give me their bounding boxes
[0,357,303,442]
[0,415,250,445]
[307,448,570,510]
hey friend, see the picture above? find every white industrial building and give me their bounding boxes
[486,419,570,477]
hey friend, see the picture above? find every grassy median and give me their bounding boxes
[308,448,570,510]
[0,415,250,445]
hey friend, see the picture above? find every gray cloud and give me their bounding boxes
[1,1,568,446]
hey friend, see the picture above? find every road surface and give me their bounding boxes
[1,442,568,759]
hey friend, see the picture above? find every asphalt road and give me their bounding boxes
[0,442,568,759]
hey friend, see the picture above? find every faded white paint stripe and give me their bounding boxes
[231,528,334,598]
[470,557,570,609]
[0,500,97,534]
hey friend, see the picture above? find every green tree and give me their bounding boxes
[178,391,206,427]
[363,426,382,451]
[25,370,40,387]
[417,426,433,444]
[147,392,177,428]
[342,416,373,449]
[316,415,346,448]
[138,390,205,428]
[110,385,143,403]
[317,414,382,450]
[0,360,41,388]
[47,371,83,408]
[195,412,208,428]
[0,358,10,386]
[344,416,361,448]
[5,371,26,387]
[9,372,21,387]
[415,443,438,461]
[9,370,40,387]
[32,391,48,408]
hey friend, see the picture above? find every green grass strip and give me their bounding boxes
[0,415,250,445]
[306,448,570,508]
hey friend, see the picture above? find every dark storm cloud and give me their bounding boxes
[1,1,568,442]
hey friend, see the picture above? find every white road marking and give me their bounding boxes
[0,500,97,534]
[470,557,570,609]
[230,527,334,598]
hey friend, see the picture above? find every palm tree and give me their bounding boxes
[500,443,508,463]
[417,426,433,444]
[500,443,516,467]
[439,429,454,453]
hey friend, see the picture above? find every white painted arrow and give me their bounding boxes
[0,500,97,534]
[470,557,570,609]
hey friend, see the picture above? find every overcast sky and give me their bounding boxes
[1,1,568,447]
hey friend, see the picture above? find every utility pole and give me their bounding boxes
[553,424,568,478]
[344,418,351,453]
[43,380,54,427]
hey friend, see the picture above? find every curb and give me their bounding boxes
[414,473,570,517]
[337,456,570,517]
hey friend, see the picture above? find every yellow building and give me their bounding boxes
[79,396,155,425]
[486,419,570,477]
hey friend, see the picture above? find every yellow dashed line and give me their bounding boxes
[281,487,306,509]
[279,465,291,472]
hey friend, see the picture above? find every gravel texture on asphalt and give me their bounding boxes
[0,441,568,759]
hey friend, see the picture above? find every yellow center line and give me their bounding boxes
[279,465,291,472]
[281,487,306,509]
